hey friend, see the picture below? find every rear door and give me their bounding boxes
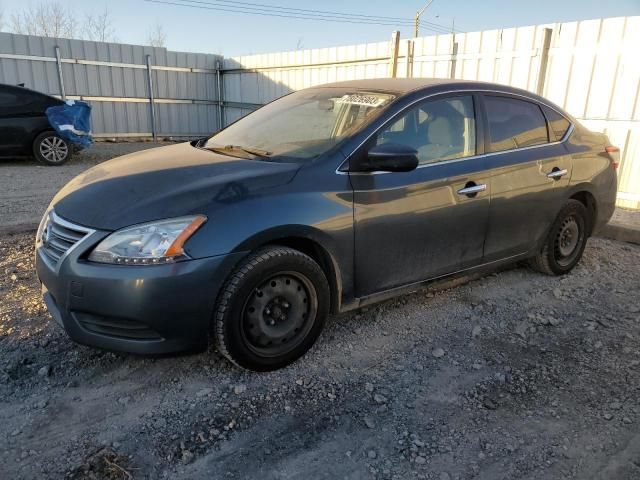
[0,86,49,156]
[479,94,573,261]
[350,93,491,297]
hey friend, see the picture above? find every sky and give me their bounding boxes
[1,0,639,56]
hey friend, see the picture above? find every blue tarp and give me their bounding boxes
[45,100,93,148]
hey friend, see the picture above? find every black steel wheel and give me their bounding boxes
[215,246,330,371]
[530,199,589,275]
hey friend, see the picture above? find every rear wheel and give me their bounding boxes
[33,131,71,166]
[529,199,589,275]
[214,246,330,371]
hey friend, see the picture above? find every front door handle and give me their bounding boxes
[457,183,487,197]
[547,168,568,179]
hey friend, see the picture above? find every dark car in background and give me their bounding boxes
[35,79,618,371]
[0,83,74,165]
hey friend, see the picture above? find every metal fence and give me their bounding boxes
[0,32,223,138]
[222,16,640,209]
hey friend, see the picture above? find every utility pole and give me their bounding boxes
[414,0,436,38]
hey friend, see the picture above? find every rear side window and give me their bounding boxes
[542,105,571,141]
[0,91,19,106]
[484,96,549,152]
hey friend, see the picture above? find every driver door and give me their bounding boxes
[349,94,491,297]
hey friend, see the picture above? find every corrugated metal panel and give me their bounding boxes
[0,32,222,137]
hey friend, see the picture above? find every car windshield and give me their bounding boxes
[205,88,397,161]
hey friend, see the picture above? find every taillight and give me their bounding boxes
[605,146,620,169]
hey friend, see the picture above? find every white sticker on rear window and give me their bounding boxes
[336,94,387,108]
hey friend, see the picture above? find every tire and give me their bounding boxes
[214,246,330,371]
[529,199,590,275]
[33,131,72,166]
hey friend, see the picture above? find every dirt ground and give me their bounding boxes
[1,230,639,479]
[1,141,640,479]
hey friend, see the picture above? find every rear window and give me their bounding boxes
[542,105,571,141]
[484,96,549,152]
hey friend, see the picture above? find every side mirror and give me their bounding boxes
[365,143,419,172]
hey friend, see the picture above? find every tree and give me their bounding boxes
[83,7,117,43]
[10,1,75,38]
[146,21,166,48]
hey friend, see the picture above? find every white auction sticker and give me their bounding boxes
[336,94,387,108]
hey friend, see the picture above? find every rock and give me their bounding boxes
[118,396,130,405]
[196,388,213,398]
[415,456,426,465]
[610,401,622,410]
[440,473,451,480]
[603,413,613,421]
[373,394,387,404]
[365,382,374,393]
[295,379,303,386]
[432,348,445,358]
[623,417,632,424]
[471,326,482,338]
[181,450,194,464]
[233,385,246,395]
[364,417,375,429]
[10,273,18,282]
[553,288,562,299]
[37,366,51,377]
[482,398,498,410]
[367,450,377,459]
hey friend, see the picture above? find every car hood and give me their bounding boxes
[51,142,301,230]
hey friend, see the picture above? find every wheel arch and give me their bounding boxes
[568,187,597,235]
[232,225,344,314]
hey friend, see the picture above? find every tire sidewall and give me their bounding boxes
[218,251,330,371]
[544,200,588,274]
[33,132,71,166]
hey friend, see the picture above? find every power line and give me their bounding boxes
[144,0,462,33]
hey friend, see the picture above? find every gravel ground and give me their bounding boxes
[1,231,639,479]
[0,142,169,233]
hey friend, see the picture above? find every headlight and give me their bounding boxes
[88,215,206,265]
[36,208,52,248]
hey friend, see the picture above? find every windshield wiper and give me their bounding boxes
[204,144,272,158]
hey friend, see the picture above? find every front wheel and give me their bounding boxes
[33,131,72,166]
[529,199,589,275]
[214,246,330,371]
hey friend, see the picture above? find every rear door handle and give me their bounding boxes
[547,168,568,179]
[457,183,487,196]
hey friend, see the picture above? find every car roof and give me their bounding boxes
[0,83,62,101]
[313,78,568,116]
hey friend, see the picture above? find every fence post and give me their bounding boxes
[406,40,415,78]
[536,28,553,95]
[216,60,224,130]
[450,40,459,79]
[389,31,400,78]
[54,46,66,101]
[145,54,157,141]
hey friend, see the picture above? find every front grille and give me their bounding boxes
[73,312,163,341]
[40,212,94,266]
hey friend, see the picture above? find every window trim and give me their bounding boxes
[337,88,574,175]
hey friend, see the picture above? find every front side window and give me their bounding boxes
[484,96,549,152]
[206,88,396,161]
[375,96,476,165]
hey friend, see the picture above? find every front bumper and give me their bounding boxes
[36,241,246,355]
